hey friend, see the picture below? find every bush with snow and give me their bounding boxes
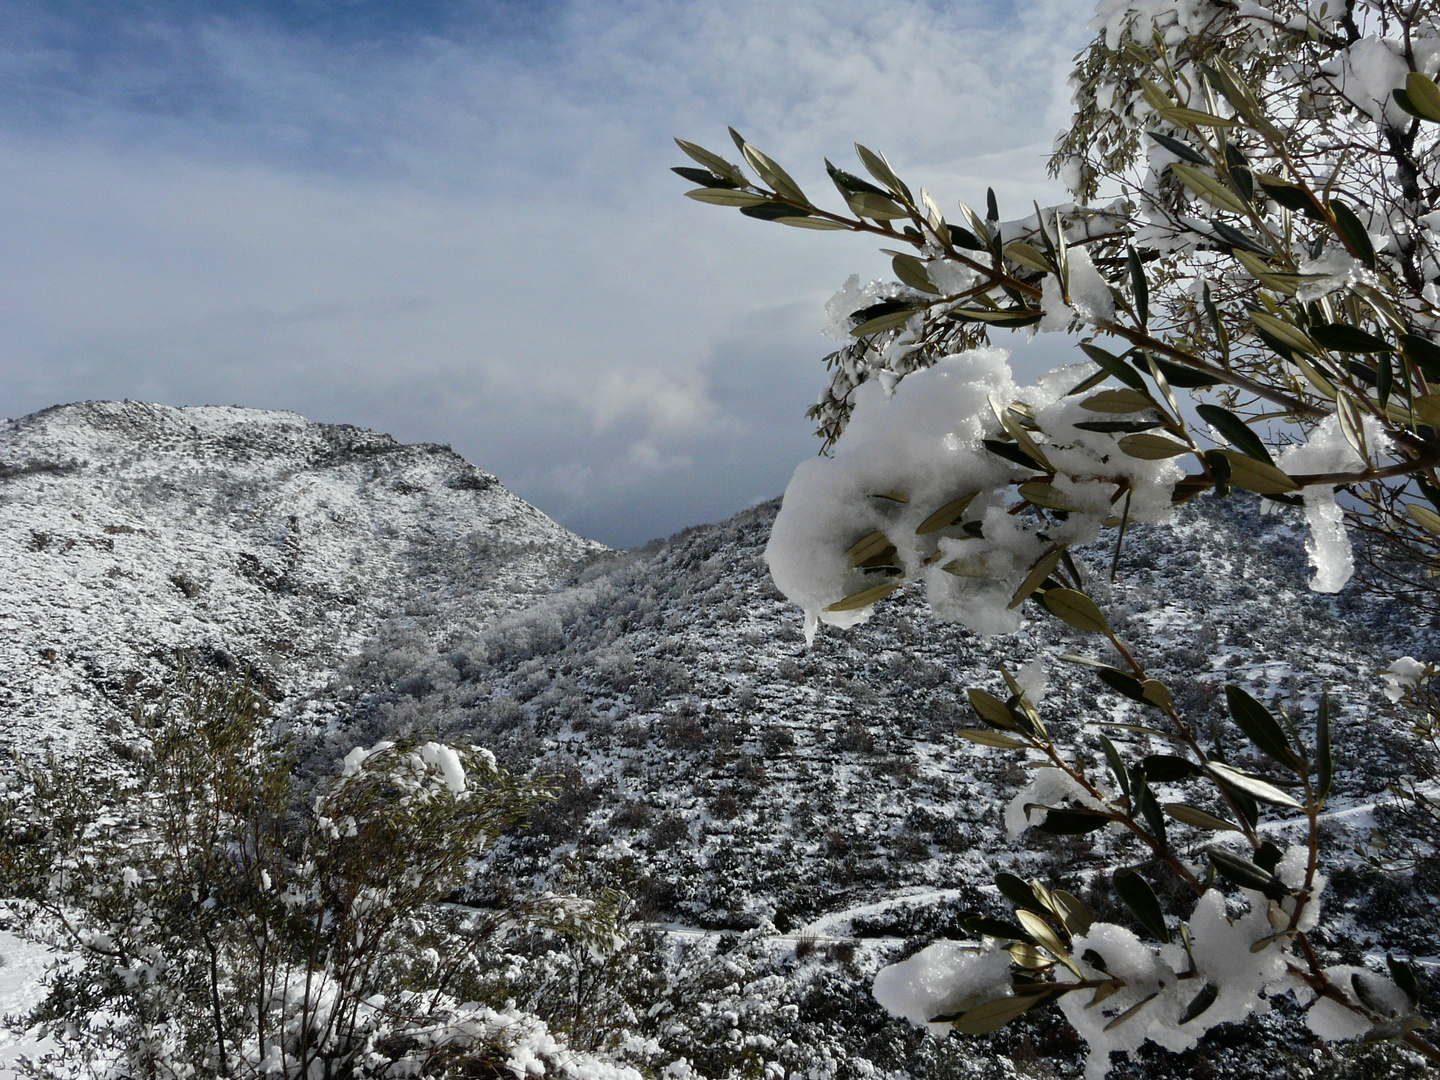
[0,672,642,1080]
[679,0,1440,1071]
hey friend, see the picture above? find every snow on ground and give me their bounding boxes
[0,400,605,757]
[0,928,57,1074]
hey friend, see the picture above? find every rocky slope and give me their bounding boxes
[5,401,1438,1079]
[0,400,604,758]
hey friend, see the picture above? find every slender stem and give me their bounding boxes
[1095,319,1326,418]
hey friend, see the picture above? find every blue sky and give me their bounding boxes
[0,0,1094,546]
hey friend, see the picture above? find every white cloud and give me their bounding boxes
[0,0,1098,545]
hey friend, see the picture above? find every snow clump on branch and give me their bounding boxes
[764,348,1183,642]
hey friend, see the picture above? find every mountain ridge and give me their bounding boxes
[0,399,605,758]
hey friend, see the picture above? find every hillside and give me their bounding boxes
[0,400,604,759]
[3,402,1437,1079]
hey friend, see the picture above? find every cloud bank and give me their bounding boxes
[0,0,1094,546]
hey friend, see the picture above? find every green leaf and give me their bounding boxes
[1208,847,1290,900]
[1079,342,1147,390]
[825,159,890,198]
[951,307,1044,326]
[892,253,940,294]
[1310,323,1393,353]
[1178,983,1221,1025]
[1164,803,1242,832]
[674,137,748,186]
[961,912,1031,940]
[1100,734,1130,799]
[1136,780,1168,844]
[1080,388,1158,414]
[968,688,1018,731]
[916,492,979,534]
[1408,502,1440,535]
[947,993,1046,1035]
[1141,754,1199,782]
[1004,241,1051,272]
[1399,334,1440,381]
[1204,761,1304,809]
[1034,807,1112,835]
[1143,356,1221,389]
[1170,162,1250,215]
[983,439,1046,471]
[1157,105,1241,129]
[739,202,812,221]
[1041,589,1110,634]
[1224,685,1302,772]
[1401,72,1440,123]
[1249,310,1318,354]
[1194,405,1272,466]
[1329,199,1376,270]
[850,307,920,338]
[995,872,1047,915]
[825,580,901,612]
[1217,450,1300,495]
[1413,394,1440,429]
[1210,219,1268,255]
[672,166,740,189]
[1223,142,1254,205]
[1336,392,1369,464]
[957,729,1028,749]
[1113,869,1169,941]
[1145,129,1207,165]
[1104,991,1161,1031]
[1128,247,1149,328]
[684,188,771,207]
[776,215,850,231]
[845,530,892,566]
[1388,953,1422,1004]
[1018,481,1080,511]
[849,191,910,221]
[1096,665,1148,703]
[854,143,911,203]
[1016,910,1072,964]
[1316,692,1333,802]
[1255,173,1323,219]
[948,222,986,250]
[1119,433,1191,459]
[1075,420,1165,433]
[732,133,806,204]
[1008,547,1066,610]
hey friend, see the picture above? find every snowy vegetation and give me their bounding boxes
[674,0,1440,1073]
[7,0,1440,1077]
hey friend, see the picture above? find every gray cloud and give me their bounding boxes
[0,0,1097,546]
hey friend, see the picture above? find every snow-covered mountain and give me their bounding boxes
[0,400,604,758]
[4,401,1436,1079]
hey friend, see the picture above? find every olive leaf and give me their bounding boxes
[1194,405,1275,464]
[1041,588,1110,634]
[1178,983,1221,1025]
[1113,869,1169,941]
[1208,847,1291,900]
[1164,803,1242,832]
[1204,761,1303,809]
[1224,685,1302,773]
[825,580,901,612]
[957,729,1028,749]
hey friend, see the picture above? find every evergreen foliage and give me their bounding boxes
[678,0,1440,1073]
[0,672,631,1080]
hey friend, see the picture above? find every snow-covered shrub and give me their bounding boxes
[0,672,637,1080]
[677,0,1440,1071]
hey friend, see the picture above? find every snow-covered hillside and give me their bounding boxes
[0,400,604,757]
[4,402,1437,1079]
